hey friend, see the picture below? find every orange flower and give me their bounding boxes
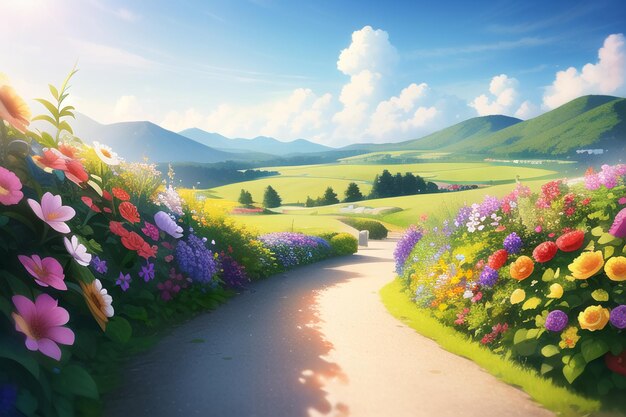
[605,256,626,281]
[112,187,130,201]
[568,251,604,280]
[0,82,30,133]
[578,305,609,331]
[509,256,535,280]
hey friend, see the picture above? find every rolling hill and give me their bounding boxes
[70,114,266,163]
[179,128,334,155]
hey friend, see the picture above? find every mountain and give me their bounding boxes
[179,128,334,155]
[447,95,626,156]
[70,114,261,163]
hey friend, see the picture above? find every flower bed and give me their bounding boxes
[395,166,626,398]
[0,74,350,417]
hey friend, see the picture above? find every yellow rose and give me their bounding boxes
[605,256,626,281]
[578,305,610,331]
[547,283,563,299]
[510,289,526,304]
[568,251,604,279]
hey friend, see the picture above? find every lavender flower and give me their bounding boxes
[478,266,498,288]
[503,232,523,254]
[259,232,331,269]
[175,232,218,284]
[139,262,155,282]
[219,253,249,289]
[610,305,626,329]
[90,256,108,274]
[394,225,423,275]
[545,310,569,332]
[154,211,183,238]
[116,272,131,292]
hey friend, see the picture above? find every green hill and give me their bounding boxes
[448,95,626,156]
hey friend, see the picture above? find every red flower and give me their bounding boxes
[80,196,101,213]
[112,187,130,201]
[32,149,67,171]
[118,201,140,223]
[121,232,145,251]
[63,159,89,185]
[102,190,112,201]
[605,351,626,376]
[109,221,129,238]
[103,207,112,213]
[532,241,558,263]
[58,143,79,159]
[487,249,508,270]
[556,230,585,252]
[138,242,157,259]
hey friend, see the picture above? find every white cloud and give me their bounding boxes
[470,74,520,116]
[113,95,150,122]
[543,33,626,109]
[337,26,398,76]
[161,108,204,132]
[368,83,432,138]
[514,100,540,119]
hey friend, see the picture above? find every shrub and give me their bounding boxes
[340,217,388,239]
[259,232,332,269]
[330,233,358,255]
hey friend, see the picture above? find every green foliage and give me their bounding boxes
[339,217,388,239]
[329,233,358,256]
[322,186,339,205]
[262,185,282,208]
[343,182,363,202]
[238,189,253,206]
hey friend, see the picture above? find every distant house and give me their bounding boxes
[576,149,605,155]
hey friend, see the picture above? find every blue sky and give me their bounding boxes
[1,0,625,146]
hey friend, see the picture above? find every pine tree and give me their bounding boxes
[262,186,282,208]
[344,182,363,202]
[401,173,418,195]
[322,187,339,205]
[378,170,395,198]
[238,189,253,206]
[305,196,316,207]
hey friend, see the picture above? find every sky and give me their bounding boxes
[1,0,625,147]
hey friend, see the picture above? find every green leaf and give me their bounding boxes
[605,246,615,259]
[591,226,604,237]
[0,339,40,379]
[541,344,560,358]
[105,317,133,344]
[15,389,38,417]
[69,262,95,284]
[54,396,74,417]
[598,233,620,246]
[122,305,148,321]
[598,378,614,395]
[56,364,99,399]
[34,98,59,119]
[542,268,555,282]
[58,120,74,134]
[49,84,59,100]
[581,339,610,362]
[562,353,586,384]
[38,131,57,147]
[591,289,609,302]
[3,270,32,297]
[522,297,542,310]
[540,363,554,374]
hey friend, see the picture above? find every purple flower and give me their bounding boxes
[90,256,108,274]
[394,225,423,275]
[610,305,626,329]
[116,272,131,292]
[138,262,155,282]
[259,232,331,269]
[478,266,498,288]
[610,208,626,238]
[176,232,218,284]
[219,253,249,289]
[545,310,569,332]
[154,211,183,238]
[503,232,523,254]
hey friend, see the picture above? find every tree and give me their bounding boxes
[401,173,417,195]
[322,187,339,205]
[238,189,253,206]
[262,185,282,208]
[426,181,439,193]
[393,172,403,196]
[344,182,363,202]
[370,169,395,198]
[305,196,316,207]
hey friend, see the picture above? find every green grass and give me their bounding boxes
[228,213,356,235]
[380,279,600,417]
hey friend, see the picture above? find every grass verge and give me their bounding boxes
[379,279,601,417]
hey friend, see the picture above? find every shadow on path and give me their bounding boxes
[105,253,383,417]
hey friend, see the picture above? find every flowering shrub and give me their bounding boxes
[396,165,626,396]
[259,232,332,269]
[0,73,349,417]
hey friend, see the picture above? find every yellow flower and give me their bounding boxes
[605,256,626,281]
[438,303,448,311]
[0,79,31,133]
[547,283,563,299]
[568,251,604,279]
[510,289,526,304]
[559,326,580,349]
[578,305,610,331]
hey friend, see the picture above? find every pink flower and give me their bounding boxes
[619,197,626,205]
[141,221,160,241]
[27,192,75,233]
[64,235,92,266]
[0,166,23,205]
[610,208,626,239]
[535,225,543,233]
[12,294,75,360]
[18,254,66,290]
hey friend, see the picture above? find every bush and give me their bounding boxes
[258,232,332,269]
[340,217,388,239]
[330,233,358,255]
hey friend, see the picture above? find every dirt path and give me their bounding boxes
[105,240,553,417]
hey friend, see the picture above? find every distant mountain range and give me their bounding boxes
[68,94,625,164]
[346,95,625,158]
[180,128,333,156]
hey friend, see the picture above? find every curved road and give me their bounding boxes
[105,240,553,417]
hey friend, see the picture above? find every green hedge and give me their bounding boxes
[330,233,358,255]
[339,218,388,239]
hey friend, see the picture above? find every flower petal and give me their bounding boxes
[37,338,62,361]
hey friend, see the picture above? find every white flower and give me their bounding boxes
[154,211,183,238]
[93,142,120,166]
[64,235,92,266]
[94,279,114,317]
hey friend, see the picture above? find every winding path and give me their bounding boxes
[105,240,553,417]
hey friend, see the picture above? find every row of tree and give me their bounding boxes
[369,170,438,199]
[305,183,364,207]
[238,186,282,208]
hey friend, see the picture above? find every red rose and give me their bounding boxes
[532,241,558,263]
[109,221,129,238]
[138,242,158,259]
[605,351,626,376]
[121,232,146,251]
[556,230,585,252]
[487,249,508,270]
[112,187,130,201]
[119,201,140,223]
[64,159,89,185]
